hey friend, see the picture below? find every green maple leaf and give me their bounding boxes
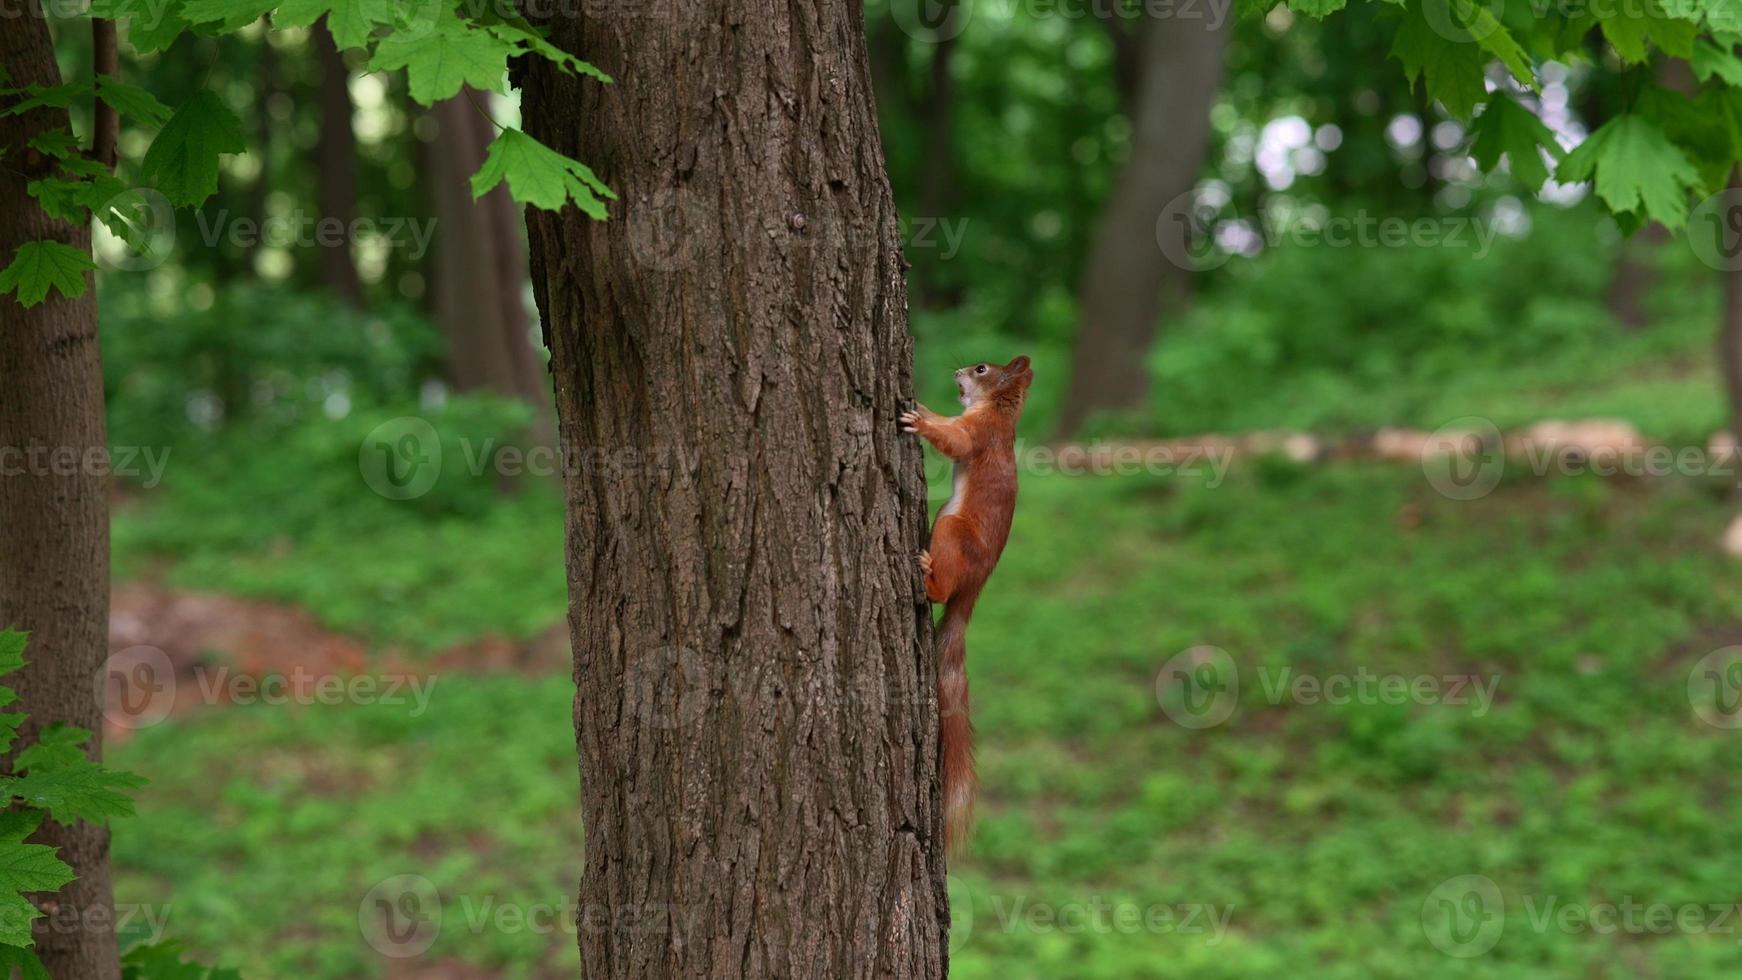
[1691,39,1742,84]
[1287,0,1347,17]
[482,23,612,82]
[0,633,24,679]
[26,130,81,162]
[28,175,130,225]
[1470,92,1564,191]
[1708,0,1742,31]
[274,0,392,50]
[177,0,275,31]
[95,75,172,128]
[14,725,91,774]
[1390,2,1489,118]
[122,0,191,55]
[369,12,515,105]
[122,941,239,979]
[1556,114,1703,227]
[1599,0,1696,62]
[0,241,95,308]
[8,759,146,825]
[471,128,616,217]
[0,82,94,118]
[139,91,246,207]
[0,946,49,978]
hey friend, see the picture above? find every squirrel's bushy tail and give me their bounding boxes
[938,591,977,853]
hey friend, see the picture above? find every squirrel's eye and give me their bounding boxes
[975,365,987,375]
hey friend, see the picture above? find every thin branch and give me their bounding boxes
[91,18,118,171]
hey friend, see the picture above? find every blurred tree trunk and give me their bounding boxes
[0,15,123,980]
[1719,168,1742,478]
[313,18,364,307]
[1058,13,1229,435]
[916,33,961,309]
[515,2,949,975]
[244,33,277,277]
[427,91,551,433]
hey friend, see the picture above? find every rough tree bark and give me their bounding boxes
[1057,12,1229,435]
[427,90,549,418]
[514,1,950,976]
[0,13,123,980]
[313,18,365,307]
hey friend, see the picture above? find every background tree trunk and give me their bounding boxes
[515,2,949,976]
[1719,168,1742,482]
[1057,13,1230,435]
[244,33,277,277]
[313,18,365,307]
[0,15,123,980]
[427,91,550,425]
[915,34,961,310]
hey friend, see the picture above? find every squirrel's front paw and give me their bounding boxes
[899,410,923,433]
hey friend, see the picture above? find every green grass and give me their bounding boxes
[110,457,1742,977]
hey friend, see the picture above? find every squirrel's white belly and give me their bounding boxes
[940,463,968,517]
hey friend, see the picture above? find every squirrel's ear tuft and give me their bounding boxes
[1007,355,1031,372]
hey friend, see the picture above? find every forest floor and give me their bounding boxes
[102,439,1742,978]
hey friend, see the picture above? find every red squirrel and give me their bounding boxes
[899,355,1032,851]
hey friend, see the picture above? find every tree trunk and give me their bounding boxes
[313,18,365,307]
[1057,12,1229,435]
[915,34,961,310]
[427,91,550,421]
[0,15,122,980]
[245,33,277,277]
[1720,168,1742,482]
[514,2,949,976]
